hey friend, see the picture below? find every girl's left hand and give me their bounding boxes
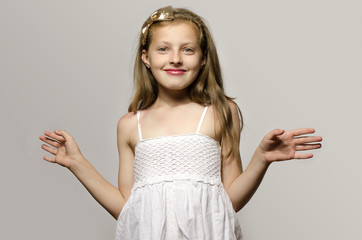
[39,130,84,169]
[256,128,322,165]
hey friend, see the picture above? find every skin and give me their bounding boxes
[142,22,205,97]
[39,21,322,219]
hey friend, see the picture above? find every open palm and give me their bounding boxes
[259,128,322,163]
[40,130,83,168]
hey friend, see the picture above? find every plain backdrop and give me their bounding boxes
[1,0,361,239]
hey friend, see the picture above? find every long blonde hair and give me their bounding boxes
[128,6,243,159]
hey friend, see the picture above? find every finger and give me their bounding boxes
[295,143,322,151]
[265,129,285,140]
[39,135,61,148]
[43,155,56,163]
[289,128,316,137]
[295,136,323,145]
[54,130,73,142]
[294,152,314,159]
[44,131,65,142]
[41,144,57,155]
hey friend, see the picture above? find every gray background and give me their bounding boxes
[1,0,361,239]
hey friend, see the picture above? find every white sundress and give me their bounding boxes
[115,106,243,239]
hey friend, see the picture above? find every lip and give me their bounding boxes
[164,69,187,76]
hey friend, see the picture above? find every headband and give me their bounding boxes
[141,6,174,46]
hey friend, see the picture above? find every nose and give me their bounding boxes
[170,51,182,65]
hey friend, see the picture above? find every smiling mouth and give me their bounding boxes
[165,69,186,76]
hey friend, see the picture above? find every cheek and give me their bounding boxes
[149,55,166,68]
[187,57,203,69]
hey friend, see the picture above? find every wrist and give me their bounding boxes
[252,147,271,169]
[68,155,88,173]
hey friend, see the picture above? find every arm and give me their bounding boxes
[39,117,134,219]
[116,113,136,202]
[222,106,322,212]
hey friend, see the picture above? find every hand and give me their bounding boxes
[256,128,322,165]
[39,130,84,169]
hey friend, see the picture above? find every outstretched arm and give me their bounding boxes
[40,130,126,219]
[225,125,322,212]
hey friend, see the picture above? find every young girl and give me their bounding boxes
[39,6,322,240]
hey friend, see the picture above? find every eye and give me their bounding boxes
[183,48,194,53]
[158,47,168,52]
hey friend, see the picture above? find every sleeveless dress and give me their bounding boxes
[115,106,243,240]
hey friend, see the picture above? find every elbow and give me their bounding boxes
[111,190,128,220]
[113,211,121,220]
[230,197,243,213]
[227,190,248,213]
[111,198,126,220]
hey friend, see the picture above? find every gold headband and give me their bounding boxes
[141,6,174,46]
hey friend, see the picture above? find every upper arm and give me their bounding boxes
[117,112,136,201]
[221,101,243,191]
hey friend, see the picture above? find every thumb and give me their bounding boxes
[266,128,284,140]
[54,129,73,141]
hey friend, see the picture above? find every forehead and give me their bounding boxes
[149,21,200,44]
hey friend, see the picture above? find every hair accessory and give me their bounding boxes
[141,6,174,46]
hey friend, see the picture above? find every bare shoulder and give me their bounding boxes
[117,112,136,128]
[117,112,138,149]
[211,101,241,120]
[228,100,240,117]
[211,101,242,135]
[228,100,242,129]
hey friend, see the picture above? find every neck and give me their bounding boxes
[153,86,192,108]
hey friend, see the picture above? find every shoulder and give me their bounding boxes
[228,100,240,117]
[117,112,138,147]
[117,112,137,130]
[227,100,242,127]
[211,101,242,124]
[210,101,240,116]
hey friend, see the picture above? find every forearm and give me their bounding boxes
[227,149,270,212]
[227,128,322,212]
[69,156,125,219]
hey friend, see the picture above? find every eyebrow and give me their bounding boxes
[154,41,197,46]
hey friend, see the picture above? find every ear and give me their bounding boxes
[201,55,206,67]
[141,49,150,68]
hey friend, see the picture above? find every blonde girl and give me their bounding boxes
[39,6,322,240]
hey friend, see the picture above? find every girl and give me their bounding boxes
[39,6,322,240]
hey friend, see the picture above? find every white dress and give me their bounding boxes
[115,106,243,239]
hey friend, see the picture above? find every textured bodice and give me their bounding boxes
[133,133,222,189]
[115,106,243,240]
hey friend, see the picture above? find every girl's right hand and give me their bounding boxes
[40,130,84,169]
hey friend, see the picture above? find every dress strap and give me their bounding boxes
[196,106,209,134]
[136,111,143,141]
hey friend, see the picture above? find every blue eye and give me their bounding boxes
[184,48,194,53]
[158,47,167,52]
